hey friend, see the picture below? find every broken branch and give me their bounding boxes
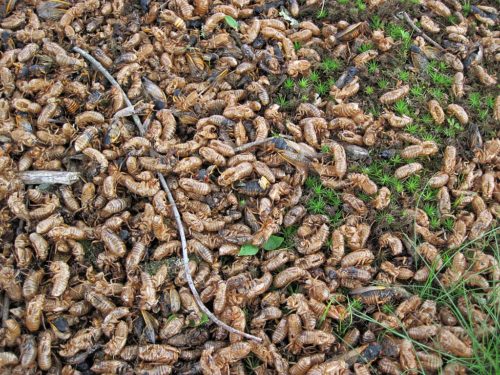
[234,135,293,153]
[397,11,444,51]
[73,47,145,134]
[19,171,81,185]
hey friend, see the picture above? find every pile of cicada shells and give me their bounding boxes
[0,0,498,373]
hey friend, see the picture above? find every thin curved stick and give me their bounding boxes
[74,47,262,343]
[72,47,145,134]
[234,135,293,153]
[158,174,262,342]
[397,12,444,51]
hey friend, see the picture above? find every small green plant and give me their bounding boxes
[356,0,366,11]
[388,24,411,49]
[197,312,210,326]
[316,8,328,19]
[421,113,434,125]
[244,355,261,372]
[394,99,410,116]
[429,87,444,100]
[405,175,421,194]
[398,70,410,82]
[486,96,495,109]
[327,78,336,88]
[338,0,349,4]
[364,86,375,95]
[430,216,441,230]
[329,211,343,227]
[430,71,453,87]
[421,187,437,201]
[378,173,393,186]
[384,213,395,225]
[462,0,471,16]
[410,85,424,98]
[293,41,301,51]
[284,78,295,90]
[381,303,395,314]
[298,77,310,89]
[305,176,321,189]
[405,123,420,135]
[321,144,331,153]
[358,42,373,53]
[321,58,341,73]
[307,196,326,214]
[392,179,405,194]
[377,78,389,89]
[443,217,455,231]
[275,94,288,108]
[324,189,341,207]
[300,94,309,102]
[448,14,458,25]
[316,82,329,96]
[422,133,439,143]
[368,105,381,117]
[282,225,298,248]
[367,60,379,74]
[371,15,384,30]
[390,154,403,166]
[479,109,489,121]
[423,203,438,219]
[309,70,320,83]
[358,192,372,203]
[443,117,463,137]
[438,61,448,72]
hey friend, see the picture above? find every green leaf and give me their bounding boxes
[224,15,239,30]
[239,244,259,256]
[263,235,284,251]
[197,312,209,326]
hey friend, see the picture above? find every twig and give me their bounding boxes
[158,174,262,343]
[19,171,81,185]
[234,135,292,153]
[1,293,9,327]
[397,11,444,51]
[72,47,145,134]
[73,47,262,343]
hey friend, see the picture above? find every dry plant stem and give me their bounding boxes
[1,293,9,327]
[398,11,444,51]
[72,47,145,134]
[19,171,81,185]
[73,47,262,343]
[234,137,282,153]
[158,173,263,342]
